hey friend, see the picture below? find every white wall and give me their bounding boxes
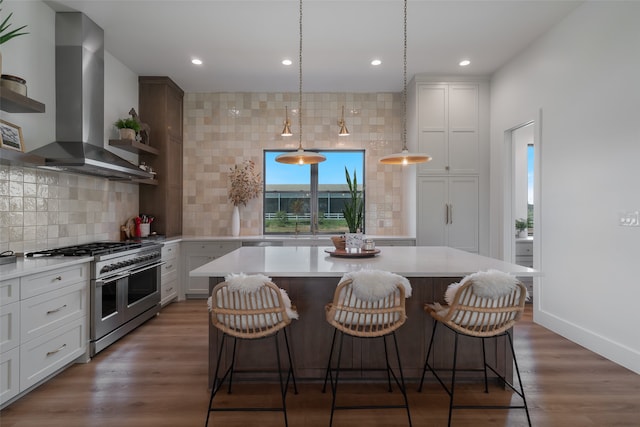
[490,1,640,374]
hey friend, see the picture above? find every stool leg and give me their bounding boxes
[322,328,338,393]
[383,335,392,392]
[274,331,289,427]
[329,331,345,427]
[448,332,460,427]
[481,337,489,393]
[418,320,438,392]
[227,336,238,394]
[507,331,532,427]
[283,328,298,395]
[206,333,228,427]
[391,331,412,427]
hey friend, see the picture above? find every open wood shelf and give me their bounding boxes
[109,139,159,155]
[0,88,46,113]
[133,178,159,186]
[0,148,44,166]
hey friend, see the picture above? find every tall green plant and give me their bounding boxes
[342,167,363,233]
[0,0,29,45]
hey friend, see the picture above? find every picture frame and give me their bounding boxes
[0,119,24,152]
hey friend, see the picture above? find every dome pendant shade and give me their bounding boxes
[379,149,432,165]
[275,147,326,165]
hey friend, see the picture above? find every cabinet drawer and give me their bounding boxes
[161,243,179,260]
[161,277,178,302]
[20,282,87,343]
[0,302,19,353]
[0,346,19,405]
[162,258,178,276]
[515,242,533,255]
[0,278,19,306]
[20,317,85,391]
[21,264,89,300]
[186,241,240,256]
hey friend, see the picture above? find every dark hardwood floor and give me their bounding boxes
[2,300,639,426]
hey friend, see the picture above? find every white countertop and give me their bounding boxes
[0,256,93,281]
[190,246,539,278]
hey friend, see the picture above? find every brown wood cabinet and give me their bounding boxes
[138,76,184,237]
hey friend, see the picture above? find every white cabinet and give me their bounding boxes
[161,241,180,306]
[182,241,241,298]
[0,262,89,407]
[416,83,479,175]
[515,239,533,267]
[417,176,479,253]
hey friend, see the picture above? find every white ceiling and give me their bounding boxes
[47,0,582,93]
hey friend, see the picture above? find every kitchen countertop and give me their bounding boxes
[190,245,539,278]
[0,256,94,281]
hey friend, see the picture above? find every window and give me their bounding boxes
[264,150,365,234]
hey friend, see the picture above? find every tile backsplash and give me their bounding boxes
[183,92,406,237]
[0,163,139,254]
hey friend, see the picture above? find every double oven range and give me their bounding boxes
[27,241,163,356]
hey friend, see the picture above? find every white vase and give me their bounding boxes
[231,206,240,237]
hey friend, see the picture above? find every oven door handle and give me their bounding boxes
[95,273,130,288]
[128,261,165,275]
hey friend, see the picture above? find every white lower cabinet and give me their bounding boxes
[417,175,479,252]
[182,241,241,298]
[161,242,180,306]
[0,262,89,407]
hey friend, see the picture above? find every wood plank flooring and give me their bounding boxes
[1,300,639,426]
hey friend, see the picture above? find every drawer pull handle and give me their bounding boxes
[47,304,68,315]
[54,276,63,281]
[167,287,173,292]
[166,264,173,269]
[46,343,67,357]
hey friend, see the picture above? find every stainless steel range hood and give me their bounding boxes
[29,12,152,181]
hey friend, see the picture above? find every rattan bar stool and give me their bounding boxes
[417,270,531,427]
[322,270,413,427]
[206,273,298,427]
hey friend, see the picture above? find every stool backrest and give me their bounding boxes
[326,278,407,337]
[210,281,291,339]
[440,280,527,337]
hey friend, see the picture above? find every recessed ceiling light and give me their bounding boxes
[459,59,471,67]
[371,59,382,66]
[191,58,203,65]
[282,59,292,66]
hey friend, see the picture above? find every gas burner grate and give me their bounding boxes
[26,241,146,257]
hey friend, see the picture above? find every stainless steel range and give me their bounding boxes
[27,241,163,356]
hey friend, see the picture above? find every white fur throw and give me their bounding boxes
[207,272,298,320]
[445,269,522,304]
[341,270,412,301]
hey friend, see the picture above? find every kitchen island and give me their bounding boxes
[191,246,538,384]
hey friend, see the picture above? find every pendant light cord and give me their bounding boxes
[298,0,303,151]
[402,0,408,152]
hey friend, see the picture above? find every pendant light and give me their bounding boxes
[276,0,326,165]
[379,0,431,165]
[281,106,293,136]
[338,105,350,136]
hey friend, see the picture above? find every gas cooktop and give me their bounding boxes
[26,241,156,257]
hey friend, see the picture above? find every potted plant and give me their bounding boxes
[114,117,141,141]
[342,167,364,249]
[0,0,29,76]
[515,218,528,238]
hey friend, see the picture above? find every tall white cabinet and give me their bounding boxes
[411,79,488,253]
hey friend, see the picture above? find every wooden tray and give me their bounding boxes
[324,248,380,258]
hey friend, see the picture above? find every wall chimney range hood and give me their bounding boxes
[29,12,152,181]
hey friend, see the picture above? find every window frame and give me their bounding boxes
[263,149,365,235]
